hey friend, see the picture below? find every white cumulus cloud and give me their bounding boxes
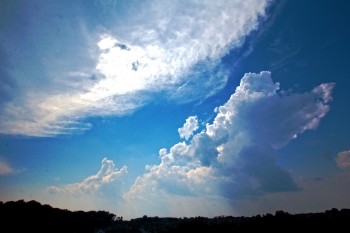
[47,158,127,194]
[178,116,199,140]
[124,71,335,216]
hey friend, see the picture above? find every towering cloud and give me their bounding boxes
[125,71,335,215]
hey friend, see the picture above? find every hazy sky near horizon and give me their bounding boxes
[1,0,350,219]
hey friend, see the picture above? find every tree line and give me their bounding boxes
[1,200,350,232]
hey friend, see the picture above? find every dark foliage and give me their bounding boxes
[1,200,350,233]
[0,200,116,233]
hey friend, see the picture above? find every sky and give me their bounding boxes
[1,0,350,219]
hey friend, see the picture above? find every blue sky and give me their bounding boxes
[1,0,350,219]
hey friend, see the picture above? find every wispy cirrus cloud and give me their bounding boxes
[0,0,270,136]
[124,71,335,216]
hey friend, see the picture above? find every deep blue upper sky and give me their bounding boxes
[1,0,350,218]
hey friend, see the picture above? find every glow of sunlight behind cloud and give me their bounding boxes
[0,0,270,136]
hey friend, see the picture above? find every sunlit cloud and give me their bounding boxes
[178,116,199,141]
[47,158,127,195]
[124,71,335,216]
[0,0,270,136]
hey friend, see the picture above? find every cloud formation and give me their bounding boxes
[0,159,15,176]
[336,150,350,170]
[178,116,199,141]
[47,158,127,194]
[124,71,335,215]
[0,0,270,136]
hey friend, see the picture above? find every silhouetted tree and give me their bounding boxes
[1,200,350,232]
